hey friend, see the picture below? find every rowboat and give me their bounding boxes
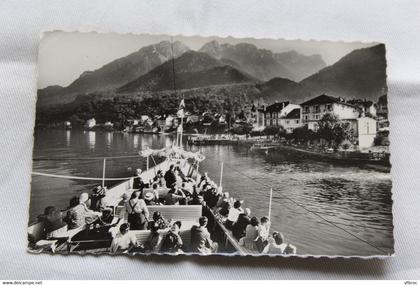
[250,142,280,151]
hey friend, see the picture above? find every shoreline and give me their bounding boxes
[35,129,391,172]
[274,144,391,172]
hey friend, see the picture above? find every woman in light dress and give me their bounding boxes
[238,216,259,251]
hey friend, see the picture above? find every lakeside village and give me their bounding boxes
[29,93,391,256]
[54,92,390,165]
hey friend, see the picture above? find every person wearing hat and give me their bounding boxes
[144,192,158,206]
[66,192,101,229]
[90,185,107,212]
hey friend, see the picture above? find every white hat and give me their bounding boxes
[245,208,251,216]
[79,192,89,203]
[144,192,154,201]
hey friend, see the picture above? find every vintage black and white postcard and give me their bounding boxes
[29,31,393,258]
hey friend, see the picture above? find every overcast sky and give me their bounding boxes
[38,31,375,88]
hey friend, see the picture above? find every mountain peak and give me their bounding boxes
[199,41,326,81]
[117,50,255,93]
[256,44,386,104]
[299,43,387,102]
[199,40,223,58]
[63,41,190,93]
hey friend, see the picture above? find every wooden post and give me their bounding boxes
[219,162,224,188]
[147,155,149,171]
[196,162,200,183]
[102,158,106,188]
[180,117,183,149]
[268,188,273,232]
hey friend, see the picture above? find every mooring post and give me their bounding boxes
[219,162,224,188]
[268,188,273,232]
[102,158,106,188]
[196,162,200,183]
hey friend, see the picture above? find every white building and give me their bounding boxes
[86,118,96,129]
[278,107,302,133]
[301,94,361,131]
[301,94,378,148]
[140,115,150,123]
[165,115,178,128]
[357,117,377,149]
[252,106,266,131]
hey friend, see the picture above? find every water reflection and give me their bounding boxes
[106,132,113,149]
[133,134,139,149]
[87,131,96,150]
[31,130,394,256]
[65,130,71,147]
[164,136,172,148]
[140,135,148,150]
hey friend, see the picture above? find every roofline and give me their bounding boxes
[300,94,362,111]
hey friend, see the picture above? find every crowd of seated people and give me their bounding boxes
[192,172,297,255]
[37,163,295,255]
[36,185,115,246]
[158,166,297,255]
[221,203,296,254]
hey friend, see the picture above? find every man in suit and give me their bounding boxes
[164,164,177,189]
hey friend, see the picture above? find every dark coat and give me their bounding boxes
[232,213,251,240]
[190,225,213,253]
[164,170,177,188]
[132,176,147,191]
[160,231,183,253]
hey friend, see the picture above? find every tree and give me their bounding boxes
[263,125,280,137]
[232,124,253,135]
[291,125,316,143]
[317,113,354,147]
[263,125,286,139]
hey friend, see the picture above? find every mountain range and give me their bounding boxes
[199,40,326,81]
[37,40,386,111]
[255,43,387,103]
[117,50,255,93]
[37,41,189,107]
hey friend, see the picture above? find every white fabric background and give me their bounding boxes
[0,0,419,279]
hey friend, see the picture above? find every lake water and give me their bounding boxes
[30,130,394,256]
